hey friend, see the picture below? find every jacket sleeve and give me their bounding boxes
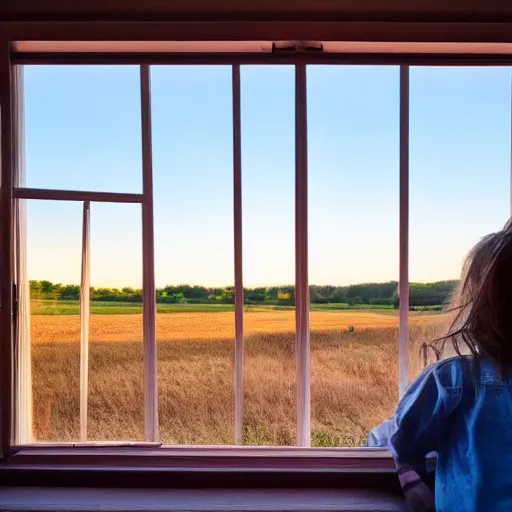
[389,362,461,464]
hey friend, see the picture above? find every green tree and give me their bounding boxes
[220,286,235,304]
[60,284,80,300]
[40,280,55,295]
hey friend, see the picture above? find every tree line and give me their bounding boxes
[29,279,458,307]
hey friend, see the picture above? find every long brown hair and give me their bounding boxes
[434,218,512,373]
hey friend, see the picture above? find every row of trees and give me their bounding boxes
[29,280,458,307]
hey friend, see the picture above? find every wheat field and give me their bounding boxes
[31,310,447,446]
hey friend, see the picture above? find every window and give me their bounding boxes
[409,67,511,377]
[308,65,400,447]
[3,40,512,459]
[241,66,296,446]
[151,65,235,445]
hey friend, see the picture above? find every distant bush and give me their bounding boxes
[368,298,393,306]
[29,279,458,308]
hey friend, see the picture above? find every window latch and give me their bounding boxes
[272,41,324,53]
[12,283,18,318]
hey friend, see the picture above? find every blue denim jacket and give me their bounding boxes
[371,356,512,512]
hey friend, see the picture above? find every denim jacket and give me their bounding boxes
[369,356,512,512]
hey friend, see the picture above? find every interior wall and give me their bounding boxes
[2,0,512,22]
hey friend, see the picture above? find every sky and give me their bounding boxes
[23,64,511,288]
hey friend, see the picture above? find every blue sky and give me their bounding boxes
[23,65,511,288]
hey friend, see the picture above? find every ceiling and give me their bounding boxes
[2,0,512,22]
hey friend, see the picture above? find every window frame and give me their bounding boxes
[2,20,512,489]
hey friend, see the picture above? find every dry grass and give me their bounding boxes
[31,310,447,446]
[31,310,448,344]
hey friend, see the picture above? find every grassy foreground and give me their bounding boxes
[31,308,446,446]
[30,299,402,316]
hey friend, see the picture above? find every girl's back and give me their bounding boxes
[392,356,512,511]
[372,219,512,511]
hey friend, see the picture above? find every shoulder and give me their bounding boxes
[424,356,473,390]
[429,355,502,389]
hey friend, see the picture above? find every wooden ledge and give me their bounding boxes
[0,487,407,511]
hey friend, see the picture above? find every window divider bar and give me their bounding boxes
[295,63,311,447]
[140,64,159,442]
[13,65,32,445]
[14,187,143,204]
[232,64,244,446]
[399,65,410,399]
[79,201,90,442]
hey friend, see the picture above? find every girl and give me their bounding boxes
[370,219,512,511]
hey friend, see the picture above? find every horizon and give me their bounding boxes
[24,65,511,288]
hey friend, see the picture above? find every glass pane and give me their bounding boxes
[24,65,142,193]
[241,65,296,446]
[151,66,235,445]
[28,200,82,441]
[27,200,143,442]
[409,67,511,379]
[88,202,143,441]
[308,65,400,447]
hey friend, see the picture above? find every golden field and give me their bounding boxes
[31,310,448,446]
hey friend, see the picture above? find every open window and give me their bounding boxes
[2,37,512,490]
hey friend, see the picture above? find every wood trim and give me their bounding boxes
[398,65,409,398]
[13,40,512,55]
[8,445,394,457]
[140,64,159,443]
[1,447,401,491]
[5,21,512,44]
[79,201,91,441]
[6,451,395,470]
[295,63,310,447]
[0,487,407,511]
[0,40,14,458]
[13,52,512,67]
[232,64,244,447]
[12,63,32,446]
[13,187,143,203]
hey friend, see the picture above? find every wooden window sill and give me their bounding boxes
[0,487,407,511]
[1,447,403,493]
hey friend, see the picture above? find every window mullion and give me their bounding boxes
[140,64,159,442]
[13,188,143,204]
[79,201,90,442]
[295,62,310,447]
[13,65,31,445]
[399,64,410,398]
[232,64,244,446]
[12,64,32,445]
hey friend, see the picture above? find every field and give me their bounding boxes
[31,302,448,446]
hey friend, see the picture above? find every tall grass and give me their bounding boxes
[32,322,443,446]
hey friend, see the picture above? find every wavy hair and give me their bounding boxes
[431,218,512,374]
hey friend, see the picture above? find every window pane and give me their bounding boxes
[308,65,400,447]
[24,65,142,193]
[409,67,511,378]
[88,202,143,441]
[28,200,82,441]
[241,66,296,445]
[151,66,235,445]
[27,200,144,442]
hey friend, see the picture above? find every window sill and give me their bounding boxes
[0,487,407,511]
[1,447,400,491]
[6,445,394,470]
